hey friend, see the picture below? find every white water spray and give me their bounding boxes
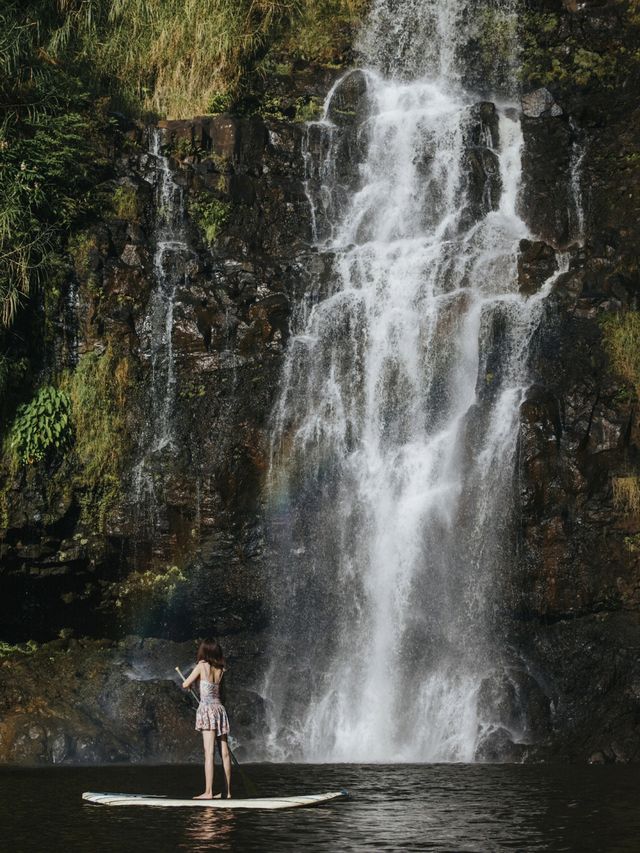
[263,0,550,762]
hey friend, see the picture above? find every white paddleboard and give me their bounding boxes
[82,790,348,810]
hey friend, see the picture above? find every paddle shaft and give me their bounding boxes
[175,666,200,705]
[175,666,258,797]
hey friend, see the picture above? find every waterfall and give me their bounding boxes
[262,0,550,762]
[132,130,194,531]
[568,119,586,245]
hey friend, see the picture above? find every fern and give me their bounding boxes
[9,385,72,464]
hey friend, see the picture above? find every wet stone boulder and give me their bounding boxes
[521,88,563,119]
[518,239,559,295]
[325,69,370,127]
[460,102,502,229]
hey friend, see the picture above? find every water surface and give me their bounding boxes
[2,763,639,852]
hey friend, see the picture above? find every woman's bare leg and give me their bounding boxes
[194,730,214,799]
[218,735,232,798]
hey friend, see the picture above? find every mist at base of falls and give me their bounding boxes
[262,0,554,763]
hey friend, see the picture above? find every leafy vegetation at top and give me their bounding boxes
[0,2,114,331]
[24,0,365,120]
[278,0,366,66]
[0,0,366,333]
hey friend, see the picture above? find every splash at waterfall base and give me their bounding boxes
[1,3,640,767]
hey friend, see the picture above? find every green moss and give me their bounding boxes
[111,184,140,220]
[179,380,206,401]
[110,565,187,610]
[0,639,38,657]
[295,96,323,122]
[188,194,230,246]
[475,7,518,69]
[259,94,288,121]
[601,311,640,398]
[282,0,366,65]
[624,533,640,553]
[521,10,640,89]
[60,346,133,530]
[68,229,100,293]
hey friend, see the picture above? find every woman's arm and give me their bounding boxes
[182,662,201,689]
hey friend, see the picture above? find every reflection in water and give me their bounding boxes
[180,809,236,851]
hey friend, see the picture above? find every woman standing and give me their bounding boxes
[182,639,232,799]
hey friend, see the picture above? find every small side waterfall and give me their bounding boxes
[262,0,554,762]
[132,131,194,532]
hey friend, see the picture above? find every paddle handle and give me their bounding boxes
[175,666,200,705]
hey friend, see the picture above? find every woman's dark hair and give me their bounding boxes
[197,638,225,670]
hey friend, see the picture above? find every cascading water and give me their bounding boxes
[132,130,194,531]
[262,0,553,762]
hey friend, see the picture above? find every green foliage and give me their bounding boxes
[188,194,230,246]
[629,1,640,26]
[0,355,10,400]
[521,10,639,89]
[0,639,38,657]
[44,0,305,119]
[111,184,140,221]
[209,91,234,115]
[9,385,71,464]
[167,136,207,161]
[474,7,518,69]
[295,96,323,122]
[601,312,640,398]
[0,2,113,328]
[62,346,132,528]
[613,476,640,517]
[68,230,99,283]
[111,565,187,609]
[259,94,289,121]
[624,533,640,553]
[281,0,366,65]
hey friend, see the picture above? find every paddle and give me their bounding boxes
[175,666,259,798]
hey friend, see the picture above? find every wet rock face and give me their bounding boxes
[514,0,640,761]
[0,108,315,644]
[518,240,559,295]
[0,637,266,764]
[461,102,502,228]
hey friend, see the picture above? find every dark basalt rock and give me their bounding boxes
[0,107,312,644]
[518,239,559,295]
[515,0,640,761]
[459,102,502,229]
[325,69,370,126]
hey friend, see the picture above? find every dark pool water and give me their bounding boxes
[2,763,639,852]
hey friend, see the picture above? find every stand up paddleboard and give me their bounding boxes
[82,790,348,810]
